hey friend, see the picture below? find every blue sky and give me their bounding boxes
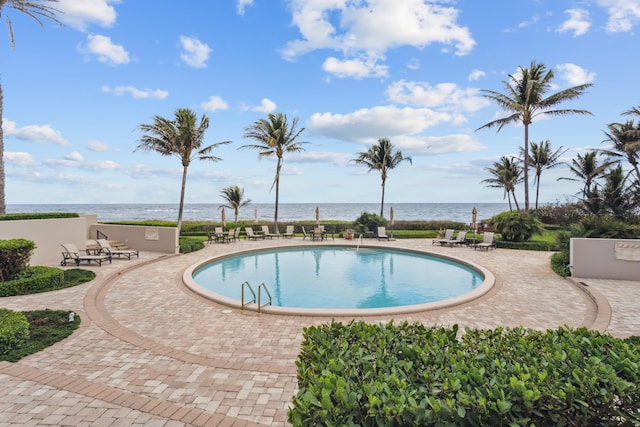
[2,0,638,206]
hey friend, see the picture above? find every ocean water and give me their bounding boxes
[7,203,509,223]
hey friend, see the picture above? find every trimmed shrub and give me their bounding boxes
[0,238,36,281]
[495,240,552,251]
[551,252,571,277]
[533,202,585,226]
[0,212,79,220]
[353,212,388,232]
[0,266,65,297]
[0,309,30,355]
[289,321,640,426]
[179,237,204,253]
[492,211,544,242]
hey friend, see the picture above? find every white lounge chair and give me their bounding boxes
[261,225,280,239]
[475,232,496,251]
[245,227,263,240]
[97,239,139,260]
[283,225,295,238]
[61,243,111,266]
[443,231,467,247]
[377,227,390,240]
[433,229,455,245]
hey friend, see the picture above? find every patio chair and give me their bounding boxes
[475,232,496,251]
[283,225,295,238]
[223,228,236,243]
[61,243,112,267]
[444,231,467,247]
[301,226,309,240]
[245,227,264,240]
[261,225,280,239]
[214,227,225,243]
[433,229,455,245]
[377,227,390,241]
[97,239,139,260]
[312,227,324,241]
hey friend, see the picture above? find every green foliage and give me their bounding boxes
[492,211,544,242]
[533,202,585,226]
[63,268,96,287]
[1,310,80,362]
[0,212,80,221]
[495,240,552,251]
[0,266,65,297]
[353,212,388,232]
[0,238,36,281]
[580,216,640,239]
[103,220,177,227]
[179,237,205,253]
[0,309,30,356]
[551,252,571,277]
[289,321,640,426]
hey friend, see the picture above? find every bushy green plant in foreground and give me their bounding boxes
[289,321,640,426]
[492,211,544,242]
[0,267,94,297]
[0,238,36,281]
[0,309,30,356]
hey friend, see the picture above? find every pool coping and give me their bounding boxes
[182,244,495,317]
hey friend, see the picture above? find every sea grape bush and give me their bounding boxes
[288,321,640,426]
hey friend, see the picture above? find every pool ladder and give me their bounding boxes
[241,281,272,313]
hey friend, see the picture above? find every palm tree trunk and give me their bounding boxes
[523,124,530,212]
[274,159,282,229]
[177,165,188,232]
[380,177,386,217]
[512,190,520,211]
[535,173,541,211]
[0,82,5,215]
[507,192,513,211]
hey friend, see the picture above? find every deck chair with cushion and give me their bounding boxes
[261,225,280,239]
[377,227,390,240]
[97,239,139,260]
[61,243,112,266]
[283,225,295,238]
[475,232,496,251]
[245,227,263,240]
[433,229,455,245]
[444,231,467,247]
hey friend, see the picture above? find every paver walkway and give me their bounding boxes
[1,238,638,426]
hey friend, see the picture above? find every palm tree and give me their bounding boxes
[239,113,308,229]
[602,120,640,182]
[476,61,593,211]
[136,108,231,232]
[520,140,567,210]
[352,138,412,217]
[559,150,617,204]
[219,185,251,225]
[482,156,522,211]
[0,0,62,215]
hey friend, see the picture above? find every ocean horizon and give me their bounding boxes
[7,203,511,224]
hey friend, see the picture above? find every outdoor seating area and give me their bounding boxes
[60,242,112,266]
[97,239,139,259]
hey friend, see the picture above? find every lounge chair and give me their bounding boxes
[443,231,467,247]
[223,228,236,243]
[312,227,324,241]
[283,225,295,239]
[475,232,496,251]
[97,239,139,260]
[245,227,263,240]
[301,226,309,240]
[433,229,455,245]
[61,243,112,266]
[261,225,280,239]
[377,227,390,240]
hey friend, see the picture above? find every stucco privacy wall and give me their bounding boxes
[89,223,179,254]
[0,217,87,265]
[571,238,640,280]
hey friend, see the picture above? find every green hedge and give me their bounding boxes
[0,266,65,297]
[0,212,80,220]
[289,321,640,426]
[0,309,30,355]
[495,240,553,251]
[178,237,205,253]
[0,238,36,281]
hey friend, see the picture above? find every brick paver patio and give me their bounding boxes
[1,238,638,426]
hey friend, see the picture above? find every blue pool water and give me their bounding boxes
[192,247,482,309]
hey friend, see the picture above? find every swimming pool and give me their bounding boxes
[186,246,492,315]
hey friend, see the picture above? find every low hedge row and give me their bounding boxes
[289,321,640,426]
[178,237,204,254]
[0,212,79,220]
[0,309,30,355]
[0,266,65,297]
[495,240,554,251]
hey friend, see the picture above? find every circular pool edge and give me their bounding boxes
[182,244,495,317]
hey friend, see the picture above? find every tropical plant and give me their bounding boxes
[492,211,544,242]
[602,120,640,182]
[520,140,567,210]
[0,0,62,215]
[600,165,639,220]
[476,61,593,211]
[353,212,387,233]
[352,138,412,217]
[240,113,308,229]
[559,150,617,214]
[481,156,522,211]
[136,108,231,232]
[219,185,251,225]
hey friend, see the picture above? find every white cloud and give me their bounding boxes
[56,0,119,31]
[2,119,69,145]
[252,98,277,113]
[386,80,489,113]
[322,56,389,78]
[200,96,229,112]
[391,134,485,155]
[179,35,212,68]
[84,34,130,65]
[290,151,352,166]
[406,58,420,70]
[281,0,475,77]
[557,9,591,37]
[597,0,640,32]
[307,105,454,142]
[102,85,169,99]
[86,140,112,151]
[236,0,254,15]
[66,151,84,162]
[5,152,36,167]
[468,69,485,81]
[555,63,596,86]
